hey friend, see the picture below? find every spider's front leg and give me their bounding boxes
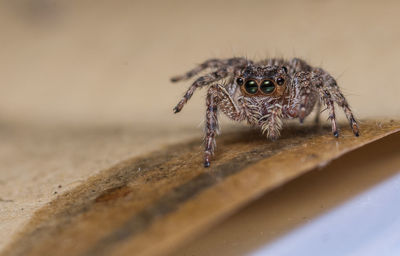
[172,58,249,113]
[173,68,230,113]
[204,84,244,167]
[171,57,248,82]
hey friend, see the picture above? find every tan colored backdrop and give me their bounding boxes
[0,0,399,127]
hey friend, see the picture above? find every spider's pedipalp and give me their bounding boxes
[260,104,283,140]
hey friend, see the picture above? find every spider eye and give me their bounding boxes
[260,80,275,94]
[244,80,258,94]
[276,77,285,85]
[236,77,244,85]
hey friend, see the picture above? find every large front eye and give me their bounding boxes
[260,80,275,94]
[245,80,258,94]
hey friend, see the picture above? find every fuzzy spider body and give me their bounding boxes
[172,58,359,167]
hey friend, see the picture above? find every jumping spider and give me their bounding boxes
[171,58,359,167]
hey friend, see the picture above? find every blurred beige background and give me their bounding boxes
[0,0,399,253]
[0,0,399,127]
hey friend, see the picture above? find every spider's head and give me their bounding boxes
[236,65,289,98]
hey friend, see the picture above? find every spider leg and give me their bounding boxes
[171,57,249,82]
[312,68,360,137]
[289,58,313,73]
[321,90,339,137]
[204,86,219,168]
[173,68,230,113]
[204,84,244,167]
[314,100,322,124]
[292,71,338,136]
[292,71,319,123]
[171,59,224,82]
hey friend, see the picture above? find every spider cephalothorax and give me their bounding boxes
[171,57,359,167]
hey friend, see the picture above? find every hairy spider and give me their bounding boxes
[171,57,359,167]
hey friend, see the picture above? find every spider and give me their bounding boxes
[171,57,359,167]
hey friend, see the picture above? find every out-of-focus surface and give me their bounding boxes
[2,121,399,256]
[174,132,400,256]
[0,0,399,253]
[0,122,199,251]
